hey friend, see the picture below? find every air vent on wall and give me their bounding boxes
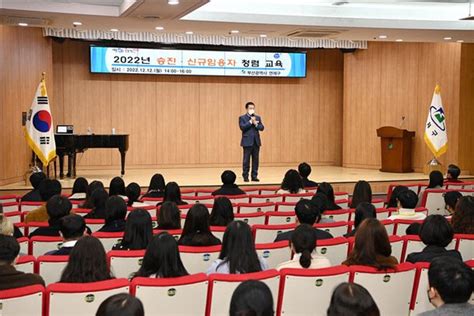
[286,29,344,38]
[3,16,51,27]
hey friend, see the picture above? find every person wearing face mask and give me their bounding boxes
[239,101,264,182]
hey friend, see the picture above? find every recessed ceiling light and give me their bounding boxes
[378,35,387,39]
[260,34,267,38]
[395,39,403,42]
[168,0,179,5]
[110,28,119,32]
[456,39,464,43]
[72,21,82,26]
[18,22,28,27]
[444,37,452,40]
[185,31,193,35]
[155,26,164,31]
[230,30,239,34]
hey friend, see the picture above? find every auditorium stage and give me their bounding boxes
[3,165,470,195]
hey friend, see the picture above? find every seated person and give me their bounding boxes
[156,202,181,230]
[212,170,246,196]
[98,196,127,232]
[230,280,274,316]
[350,180,372,209]
[388,190,426,221]
[418,171,444,204]
[29,195,72,237]
[311,192,333,223]
[96,293,144,316]
[80,180,105,209]
[209,197,234,227]
[25,179,62,223]
[406,215,462,263]
[298,162,318,188]
[0,205,23,238]
[327,283,380,316]
[142,173,165,198]
[126,182,148,208]
[276,224,331,270]
[451,196,474,234]
[46,214,86,255]
[345,202,376,237]
[156,182,188,206]
[386,185,409,208]
[342,218,398,269]
[277,169,305,194]
[69,177,88,200]
[420,257,474,316]
[21,171,46,202]
[83,188,109,219]
[274,199,333,242]
[178,204,221,246]
[0,235,45,290]
[109,176,126,197]
[446,164,463,183]
[113,209,153,250]
[444,191,462,216]
[316,182,342,210]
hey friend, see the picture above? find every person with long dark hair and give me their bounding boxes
[98,196,127,232]
[109,177,126,197]
[157,182,187,206]
[276,224,331,270]
[386,185,409,208]
[156,201,181,230]
[444,191,463,216]
[126,182,147,207]
[327,283,380,316]
[83,188,109,219]
[350,180,372,208]
[132,232,188,278]
[342,218,398,270]
[113,209,153,250]
[277,169,305,194]
[317,182,341,210]
[209,197,234,227]
[142,173,166,198]
[451,196,474,234]
[29,195,72,237]
[418,171,445,205]
[345,202,376,237]
[96,293,144,316]
[80,180,105,209]
[69,177,89,200]
[230,280,274,316]
[178,204,220,246]
[25,179,62,223]
[60,236,114,283]
[207,221,267,274]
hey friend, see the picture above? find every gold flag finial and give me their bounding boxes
[434,84,441,94]
[40,72,47,96]
[41,72,46,81]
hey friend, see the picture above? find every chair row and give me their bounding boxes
[420,188,474,216]
[3,261,474,316]
[385,182,474,203]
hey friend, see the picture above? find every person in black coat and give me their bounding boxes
[142,173,166,198]
[45,214,86,256]
[212,170,246,196]
[21,172,46,202]
[298,162,318,188]
[98,196,127,232]
[29,195,72,237]
[178,204,221,246]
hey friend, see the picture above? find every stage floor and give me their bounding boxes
[0,166,448,193]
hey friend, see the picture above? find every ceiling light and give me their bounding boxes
[155,26,164,31]
[18,22,28,27]
[230,30,239,34]
[110,28,119,32]
[378,35,387,39]
[395,39,403,42]
[260,34,267,38]
[443,37,452,40]
[457,40,464,43]
[168,0,179,5]
[72,21,82,26]
[185,31,193,35]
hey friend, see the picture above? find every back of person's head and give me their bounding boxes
[428,257,474,305]
[405,223,421,235]
[135,232,188,278]
[59,214,86,240]
[327,282,380,316]
[351,181,372,208]
[96,293,144,316]
[317,182,336,203]
[29,171,46,189]
[157,201,181,229]
[291,224,317,269]
[447,164,461,180]
[281,169,304,194]
[295,199,320,225]
[164,182,182,203]
[72,177,88,194]
[419,215,453,247]
[148,173,165,192]
[452,196,474,234]
[387,185,409,208]
[39,179,62,201]
[91,189,109,210]
[209,197,234,227]
[0,205,14,236]
[298,162,312,179]
[105,196,127,224]
[428,170,444,188]
[60,236,112,283]
[220,221,261,274]
[444,191,462,212]
[181,204,211,238]
[221,170,237,185]
[109,177,126,196]
[0,235,20,265]
[81,181,105,209]
[397,190,418,209]
[229,280,274,316]
[122,209,153,250]
[125,182,141,206]
[311,192,329,213]
[46,195,72,222]
[349,218,393,270]
[354,202,376,229]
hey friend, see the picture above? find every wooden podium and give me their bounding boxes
[376,126,415,173]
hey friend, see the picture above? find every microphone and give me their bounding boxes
[399,116,406,128]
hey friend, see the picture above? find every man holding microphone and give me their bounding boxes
[239,102,264,182]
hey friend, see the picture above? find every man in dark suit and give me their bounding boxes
[21,171,46,202]
[239,102,264,182]
[29,195,72,238]
[46,214,85,256]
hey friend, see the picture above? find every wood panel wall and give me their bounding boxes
[52,40,344,170]
[0,26,53,185]
[343,42,466,172]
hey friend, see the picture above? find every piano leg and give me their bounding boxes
[67,154,72,178]
[58,153,65,179]
[72,152,77,178]
[119,150,127,176]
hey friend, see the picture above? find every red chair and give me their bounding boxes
[20,201,43,213]
[283,192,314,203]
[318,237,350,265]
[131,274,209,315]
[0,285,44,316]
[179,245,221,274]
[107,250,146,279]
[4,211,22,224]
[278,266,350,315]
[258,186,280,195]
[255,241,291,269]
[206,270,280,316]
[234,212,266,225]
[455,234,474,260]
[322,209,351,222]
[394,219,425,236]
[45,279,130,316]
[1,201,20,213]
[24,221,48,237]
[334,199,349,209]
[249,194,284,204]
[0,194,18,204]
[84,218,105,233]
[92,232,124,251]
[29,236,63,257]
[140,197,163,205]
[238,202,276,214]
[241,187,261,195]
[315,221,349,237]
[182,195,214,204]
[265,211,296,225]
[153,229,183,241]
[17,236,29,255]
[275,202,296,212]
[209,226,226,241]
[410,262,433,315]
[217,194,250,204]
[181,189,196,197]
[195,189,215,197]
[376,208,392,220]
[14,255,35,274]
[252,223,296,243]
[36,255,69,285]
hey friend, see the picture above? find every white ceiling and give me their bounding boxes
[1,0,473,44]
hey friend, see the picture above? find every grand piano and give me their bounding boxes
[54,134,129,178]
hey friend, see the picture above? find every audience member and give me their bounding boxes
[350,180,372,208]
[126,182,147,207]
[0,205,22,238]
[96,293,144,316]
[157,182,188,206]
[451,196,474,234]
[419,257,474,316]
[311,192,333,223]
[83,188,109,219]
[0,235,44,290]
[298,162,318,188]
[156,201,181,230]
[80,180,105,209]
[25,179,62,223]
[142,173,166,198]
[109,176,126,197]
[178,204,221,246]
[229,280,274,316]
[327,282,380,316]
[274,199,333,242]
[345,202,376,237]
[132,232,188,278]
[209,197,234,227]
[113,209,153,250]
[419,171,444,203]
[406,215,462,263]
[317,182,341,210]
[276,224,331,270]
[207,221,268,274]
[69,177,88,200]
[446,164,462,183]
[98,196,127,232]
[60,236,113,283]
[386,185,409,208]
[46,214,86,255]
[277,169,305,194]
[212,170,246,196]
[29,195,72,237]
[21,171,46,202]
[444,191,463,216]
[343,218,398,269]
[388,189,426,221]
